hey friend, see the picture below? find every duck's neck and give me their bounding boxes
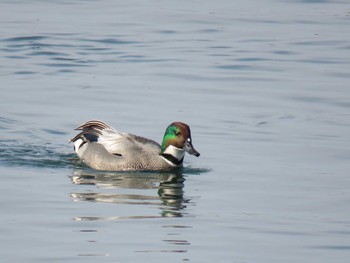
[160,145,185,166]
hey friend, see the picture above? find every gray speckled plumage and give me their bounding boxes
[70,120,200,171]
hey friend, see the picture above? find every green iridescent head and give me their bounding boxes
[161,124,180,152]
[160,122,200,157]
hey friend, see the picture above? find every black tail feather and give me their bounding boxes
[70,120,112,143]
[75,120,112,131]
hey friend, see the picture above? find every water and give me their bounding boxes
[1,0,350,262]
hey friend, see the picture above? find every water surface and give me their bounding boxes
[1,0,350,262]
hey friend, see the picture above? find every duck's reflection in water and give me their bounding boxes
[70,168,189,220]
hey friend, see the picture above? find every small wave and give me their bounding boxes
[0,140,76,169]
[3,35,48,42]
[182,166,211,175]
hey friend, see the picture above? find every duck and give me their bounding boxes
[70,120,200,171]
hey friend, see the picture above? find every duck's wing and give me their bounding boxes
[99,131,161,156]
[71,120,160,156]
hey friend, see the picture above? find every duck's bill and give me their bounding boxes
[184,141,200,157]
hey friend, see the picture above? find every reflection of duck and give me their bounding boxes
[158,175,186,217]
[70,169,187,217]
[70,120,200,171]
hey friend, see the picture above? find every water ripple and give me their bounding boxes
[84,37,140,45]
[0,140,76,169]
[3,35,48,42]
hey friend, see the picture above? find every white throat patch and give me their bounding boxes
[163,145,185,160]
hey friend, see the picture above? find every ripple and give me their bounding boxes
[156,30,177,34]
[80,37,139,45]
[14,71,36,75]
[3,35,48,42]
[78,253,110,257]
[28,51,68,56]
[42,128,69,135]
[182,166,211,175]
[293,40,346,46]
[38,62,92,68]
[308,245,350,250]
[273,50,297,55]
[0,116,18,126]
[163,239,190,245]
[0,140,76,169]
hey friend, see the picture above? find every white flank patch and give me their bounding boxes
[74,138,84,154]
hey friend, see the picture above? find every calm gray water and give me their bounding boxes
[1,0,350,262]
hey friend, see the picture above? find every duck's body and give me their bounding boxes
[70,120,200,171]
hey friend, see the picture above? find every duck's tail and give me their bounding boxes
[70,120,114,154]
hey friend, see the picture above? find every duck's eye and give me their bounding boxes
[175,131,181,136]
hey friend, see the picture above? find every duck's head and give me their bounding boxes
[160,122,200,164]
